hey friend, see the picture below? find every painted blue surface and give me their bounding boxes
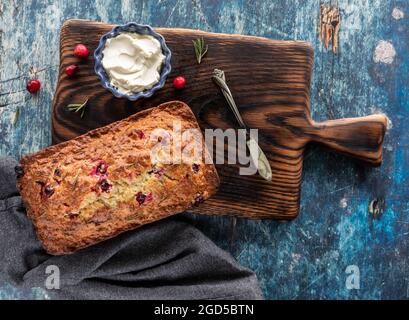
[0,0,408,299]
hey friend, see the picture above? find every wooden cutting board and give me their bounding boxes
[51,19,387,220]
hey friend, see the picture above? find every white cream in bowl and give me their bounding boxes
[102,32,165,94]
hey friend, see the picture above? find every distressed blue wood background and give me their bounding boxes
[1,0,408,299]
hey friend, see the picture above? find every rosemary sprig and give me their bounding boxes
[67,99,88,118]
[192,37,208,64]
[13,106,20,127]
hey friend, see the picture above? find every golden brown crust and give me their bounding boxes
[16,101,219,255]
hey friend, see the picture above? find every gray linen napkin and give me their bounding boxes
[0,156,263,300]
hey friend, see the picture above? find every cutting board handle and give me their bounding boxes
[309,114,388,166]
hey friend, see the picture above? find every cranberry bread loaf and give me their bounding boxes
[16,101,219,255]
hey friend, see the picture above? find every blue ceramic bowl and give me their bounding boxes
[94,22,172,101]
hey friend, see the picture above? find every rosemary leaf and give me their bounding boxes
[13,106,20,127]
[67,99,88,118]
[194,43,200,61]
[193,37,208,64]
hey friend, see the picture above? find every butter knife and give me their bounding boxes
[212,69,272,181]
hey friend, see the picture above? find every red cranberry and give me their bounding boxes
[192,163,200,173]
[97,161,107,175]
[100,179,112,192]
[14,165,24,178]
[65,64,79,77]
[134,129,145,139]
[135,192,146,205]
[44,185,55,197]
[68,212,79,220]
[36,181,54,198]
[26,79,41,94]
[91,160,108,176]
[173,76,186,89]
[74,44,89,59]
[149,167,164,178]
[135,192,153,206]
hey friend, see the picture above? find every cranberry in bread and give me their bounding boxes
[16,101,219,255]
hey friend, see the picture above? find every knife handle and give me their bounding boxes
[308,114,388,166]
